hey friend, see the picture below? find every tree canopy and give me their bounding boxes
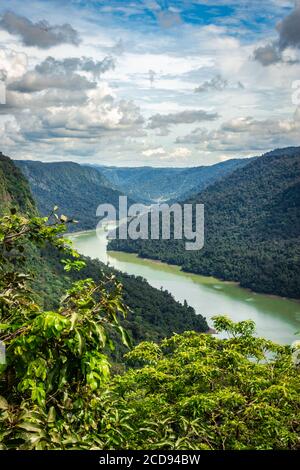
[0,210,299,450]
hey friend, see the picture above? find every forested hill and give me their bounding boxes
[15,160,132,231]
[0,152,36,215]
[91,157,251,204]
[109,147,300,299]
[0,153,208,347]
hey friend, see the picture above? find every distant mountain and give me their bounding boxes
[90,158,251,204]
[0,154,208,342]
[0,152,36,215]
[109,147,300,299]
[15,160,132,231]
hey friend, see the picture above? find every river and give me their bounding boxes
[70,229,300,345]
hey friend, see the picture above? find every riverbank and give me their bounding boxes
[70,229,300,345]
[70,230,299,303]
[109,248,300,305]
[69,228,299,304]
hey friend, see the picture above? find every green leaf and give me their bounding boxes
[47,406,56,423]
[0,396,8,410]
[18,422,43,433]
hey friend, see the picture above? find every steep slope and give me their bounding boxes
[109,147,300,299]
[92,158,251,204]
[0,152,36,215]
[1,154,208,348]
[15,160,132,231]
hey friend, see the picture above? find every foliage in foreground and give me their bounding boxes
[0,211,299,450]
[116,319,300,450]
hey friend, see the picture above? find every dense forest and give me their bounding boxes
[92,158,250,204]
[0,153,36,216]
[0,154,208,357]
[0,190,299,450]
[43,245,208,361]
[110,147,300,299]
[15,160,135,232]
[1,0,300,452]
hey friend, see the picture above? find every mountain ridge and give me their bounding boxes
[0,153,208,347]
[109,147,300,299]
[15,159,133,231]
[90,157,252,204]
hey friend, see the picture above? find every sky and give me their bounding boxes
[0,0,299,167]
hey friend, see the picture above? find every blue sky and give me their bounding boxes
[0,0,299,166]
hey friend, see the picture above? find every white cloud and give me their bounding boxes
[0,11,80,48]
[170,147,191,158]
[177,116,300,154]
[142,147,166,157]
[0,47,27,80]
[0,0,300,166]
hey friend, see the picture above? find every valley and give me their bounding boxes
[71,229,300,345]
[1,147,300,451]
[12,146,300,343]
[90,158,251,204]
[1,0,300,452]
[15,160,135,231]
[109,147,300,300]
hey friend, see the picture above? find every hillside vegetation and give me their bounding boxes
[1,154,208,352]
[109,148,300,299]
[93,158,250,204]
[15,160,133,231]
[0,153,36,216]
[0,208,299,450]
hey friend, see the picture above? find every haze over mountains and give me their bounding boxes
[15,157,252,233]
[90,158,251,204]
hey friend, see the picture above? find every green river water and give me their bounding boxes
[70,230,300,345]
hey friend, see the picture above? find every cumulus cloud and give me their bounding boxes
[4,89,88,111]
[253,42,283,66]
[194,75,228,93]
[142,147,166,157]
[1,0,299,164]
[0,11,80,49]
[0,48,27,80]
[177,116,300,152]
[35,56,115,79]
[142,146,191,160]
[0,44,143,161]
[8,71,96,93]
[147,109,219,134]
[2,83,144,149]
[176,127,207,145]
[8,55,115,93]
[254,4,300,66]
[118,100,144,126]
[169,147,191,158]
[277,4,300,50]
[0,118,24,148]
